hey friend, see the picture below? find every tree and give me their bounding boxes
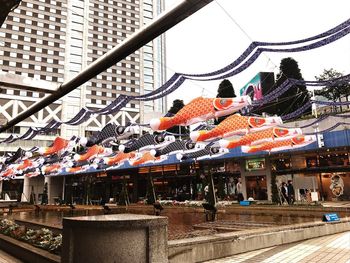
[274,57,311,116]
[167,99,185,115]
[314,68,350,113]
[0,0,21,27]
[166,99,188,136]
[215,79,236,124]
[217,79,236,98]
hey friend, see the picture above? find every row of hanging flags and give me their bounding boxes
[1,93,350,180]
[1,18,350,178]
[1,73,350,144]
[1,17,350,144]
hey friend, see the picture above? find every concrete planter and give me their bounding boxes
[0,233,60,263]
[62,214,168,263]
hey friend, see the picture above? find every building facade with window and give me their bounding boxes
[0,0,166,142]
[0,0,167,199]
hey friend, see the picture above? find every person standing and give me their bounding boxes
[287,180,295,204]
[236,178,244,202]
[281,182,288,204]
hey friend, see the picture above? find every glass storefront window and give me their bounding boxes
[306,156,318,168]
[245,176,268,200]
[321,173,350,201]
[271,158,291,171]
[319,153,349,166]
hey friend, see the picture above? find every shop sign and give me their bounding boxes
[245,158,265,171]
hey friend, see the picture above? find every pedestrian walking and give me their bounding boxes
[236,178,244,202]
[287,180,295,204]
[281,182,288,204]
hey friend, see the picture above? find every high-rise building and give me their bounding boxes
[0,0,167,151]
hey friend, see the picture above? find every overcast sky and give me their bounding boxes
[163,0,350,105]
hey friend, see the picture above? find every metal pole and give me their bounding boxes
[0,0,213,133]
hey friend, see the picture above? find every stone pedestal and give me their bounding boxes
[62,214,168,263]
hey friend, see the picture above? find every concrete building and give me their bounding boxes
[0,0,167,201]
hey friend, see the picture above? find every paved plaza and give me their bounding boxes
[206,231,350,263]
[0,231,348,263]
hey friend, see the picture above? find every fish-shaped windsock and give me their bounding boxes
[242,135,317,153]
[25,168,41,178]
[104,152,136,166]
[15,159,36,175]
[177,145,228,161]
[42,163,62,175]
[190,114,283,142]
[38,137,71,156]
[150,96,251,131]
[74,145,112,162]
[4,148,27,164]
[119,134,175,153]
[220,127,302,149]
[152,140,196,157]
[130,152,165,166]
[63,166,89,174]
[116,125,139,140]
[1,167,15,178]
[16,159,33,171]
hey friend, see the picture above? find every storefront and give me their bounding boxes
[271,148,350,201]
[239,157,270,201]
[1,177,23,201]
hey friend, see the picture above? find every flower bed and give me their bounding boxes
[155,200,239,207]
[0,219,61,255]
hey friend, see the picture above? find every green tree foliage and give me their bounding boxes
[168,99,185,115]
[314,68,350,113]
[217,79,236,98]
[274,57,311,116]
[215,79,236,124]
[166,99,189,136]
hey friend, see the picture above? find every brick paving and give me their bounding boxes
[206,231,350,263]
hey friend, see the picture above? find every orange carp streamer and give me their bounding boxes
[104,152,136,166]
[190,114,282,142]
[74,145,108,162]
[130,152,163,166]
[39,137,70,156]
[242,135,317,153]
[220,127,302,149]
[42,163,61,175]
[150,96,251,131]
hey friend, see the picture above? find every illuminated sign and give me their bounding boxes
[245,158,266,171]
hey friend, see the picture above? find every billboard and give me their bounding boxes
[240,72,275,101]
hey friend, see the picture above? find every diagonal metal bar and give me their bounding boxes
[0,0,213,133]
